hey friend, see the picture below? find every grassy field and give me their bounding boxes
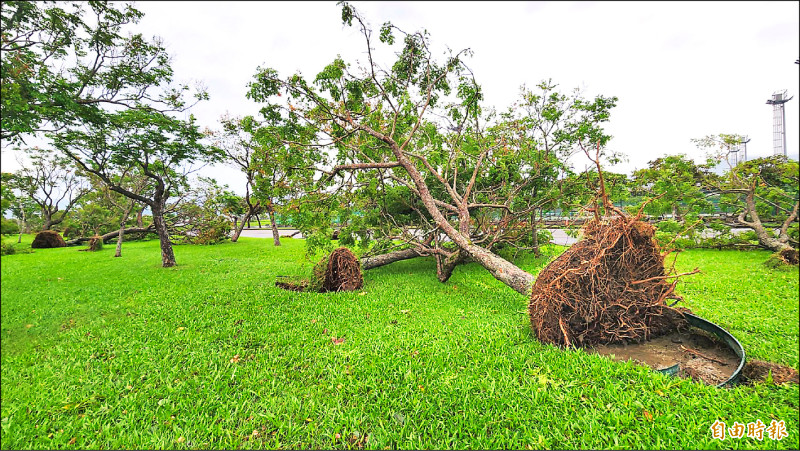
[1,235,798,449]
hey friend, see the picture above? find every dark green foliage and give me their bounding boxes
[1,217,20,235]
[1,242,16,255]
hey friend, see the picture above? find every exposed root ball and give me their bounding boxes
[88,236,104,252]
[777,247,798,265]
[31,230,67,249]
[323,247,363,292]
[529,216,689,347]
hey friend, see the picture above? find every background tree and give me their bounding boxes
[1,172,40,242]
[1,1,192,142]
[13,147,88,230]
[631,154,712,222]
[214,110,322,246]
[695,134,798,259]
[164,176,232,245]
[53,109,218,267]
[94,169,150,257]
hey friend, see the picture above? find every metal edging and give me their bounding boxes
[656,313,746,388]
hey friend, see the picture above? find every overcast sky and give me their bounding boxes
[3,1,798,195]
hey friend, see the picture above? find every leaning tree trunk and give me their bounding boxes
[151,204,176,267]
[65,226,155,246]
[114,201,137,257]
[361,247,428,270]
[17,204,26,243]
[531,211,541,258]
[268,207,281,247]
[232,203,259,243]
[390,143,535,295]
[231,216,247,242]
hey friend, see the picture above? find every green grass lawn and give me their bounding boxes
[1,235,798,449]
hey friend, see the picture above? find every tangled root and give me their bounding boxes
[529,216,692,347]
[31,230,67,249]
[87,236,104,252]
[323,247,363,292]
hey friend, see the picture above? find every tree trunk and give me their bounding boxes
[136,206,145,228]
[42,214,52,231]
[17,206,25,243]
[114,201,137,257]
[231,215,248,242]
[268,207,281,247]
[256,214,262,228]
[151,204,176,267]
[531,212,541,258]
[64,226,155,246]
[114,222,125,257]
[436,251,466,283]
[360,247,427,270]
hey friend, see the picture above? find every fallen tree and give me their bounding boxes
[249,4,616,294]
[65,226,155,246]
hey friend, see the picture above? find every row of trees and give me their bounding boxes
[2,2,797,286]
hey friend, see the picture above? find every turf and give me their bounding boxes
[1,235,798,449]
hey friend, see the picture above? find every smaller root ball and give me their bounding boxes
[323,247,363,292]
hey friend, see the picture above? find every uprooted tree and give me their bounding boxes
[248,4,617,291]
[695,134,799,263]
[247,3,697,348]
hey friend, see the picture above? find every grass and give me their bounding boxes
[1,235,798,449]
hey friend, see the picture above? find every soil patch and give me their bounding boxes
[591,327,740,386]
[742,359,799,385]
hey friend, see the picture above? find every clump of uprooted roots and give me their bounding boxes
[87,235,104,252]
[31,230,67,248]
[275,247,363,293]
[529,215,694,347]
[322,247,363,292]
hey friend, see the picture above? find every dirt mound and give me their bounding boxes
[323,247,363,292]
[742,359,799,385]
[31,230,67,249]
[777,247,798,265]
[274,276,309,292]
[529,216,691,347]
[87,236,104,252]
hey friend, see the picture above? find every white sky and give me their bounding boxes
[2,1,798,195]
